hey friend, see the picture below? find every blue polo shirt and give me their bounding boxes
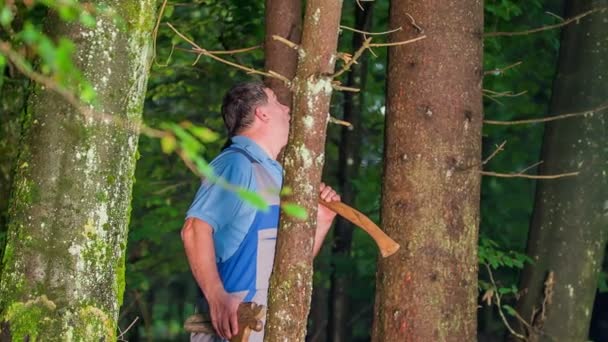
[186,136,282,305]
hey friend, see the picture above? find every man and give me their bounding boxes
[181,82,340,341]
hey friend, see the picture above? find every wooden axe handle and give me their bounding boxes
[319,198,400,257]
[184,302,265,342]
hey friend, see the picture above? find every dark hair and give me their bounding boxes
[221,81,268,138]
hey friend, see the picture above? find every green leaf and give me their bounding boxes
[0,6,14,26]
[58,6,79,21]
[237,189,268,211]
[160,135,177,154]
[188,125,219,143]
[0,54,6,68]
[498,287,512,295]
[502,305,517,317]
[164,5,175,18]
[79,84,96,103]
[79,12,96,28]
[282,203,307,220]
[280,186,293,196]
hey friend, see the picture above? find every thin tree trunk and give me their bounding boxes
[371,0,483,341]
[265,0,344,340]
[328,3,373,342]
[264,0,301,107]
[514,1,608,341]
[0,2,156,339]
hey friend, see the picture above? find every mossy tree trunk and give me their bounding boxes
[328,3,373,342]
[371,0,483,341]
[0,73,28,240]
[0,1,156,340]
[514,1,608,340]
[263,0,301,107]
[264,0,344,340]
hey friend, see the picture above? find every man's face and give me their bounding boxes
[259,88,291,147]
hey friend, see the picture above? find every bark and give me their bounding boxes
[371,1,483,341]
[328,3,373,342]
[263,0,302,107]
[514,1,608,341]
[0,75,28,236]
[265,0,344,341]
[0,1,156,340]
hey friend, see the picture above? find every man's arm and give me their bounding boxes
[313,183,340,256]
[181,217,240,340]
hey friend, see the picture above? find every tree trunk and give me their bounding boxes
[264,0,301,107]
[0,1,156,340]
[371,1,483,341]
[0,74,28,237]
[514,1,608,341]
[328,3,373,342]
[265,0,344,340]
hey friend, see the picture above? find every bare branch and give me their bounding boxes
[485,6,608,37]
[117,317,140,342]
[405,13,424,33]
[517,161,543,175]
[483,93,505,106]
[485,102,608,125]
[333,37,372,78]
[483,89,528,98]
[355,0,364,11]
[167,23,290,87]
[481,170,579,180]
[332,83,360,92]
[332,35,426,79]
[368,35,427,48]
[484,264,527,341]
[482,141,507,165]
[339,25,402,36]
[328,116,353,128]
[152,0,169,66]
[484,61,523,76]
[545,11,564,21]
[272,35,299,50]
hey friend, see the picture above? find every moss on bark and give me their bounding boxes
[0,1,156,339]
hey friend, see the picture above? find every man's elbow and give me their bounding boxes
[181,217,211,242]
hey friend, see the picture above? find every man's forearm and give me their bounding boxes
[313,219,333,256]
[182,217,224,299]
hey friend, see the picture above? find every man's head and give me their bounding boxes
[221,82,291,154]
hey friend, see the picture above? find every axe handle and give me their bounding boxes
[319,198,400,257]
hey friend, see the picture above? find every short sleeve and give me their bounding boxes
[185,153,255,233]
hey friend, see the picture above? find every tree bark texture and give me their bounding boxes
[0,75,28,236]
[514,1,608,341]
[264,0,302,107]
[371,1,483,341]
[328,3,373,342]
[265,1,344,341]
[0,1,156,340]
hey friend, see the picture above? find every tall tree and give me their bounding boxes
[328,3,373,342]
[263,0,301,107]
[514,1,608,340]
[0,1,156,339]
[371,0,483,341]
[264,0,344,340]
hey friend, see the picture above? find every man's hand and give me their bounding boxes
[313,183,340,256]
[318,182,340,224]
[207,289,241,340]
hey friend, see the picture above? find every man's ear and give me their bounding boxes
[254,106,269,122]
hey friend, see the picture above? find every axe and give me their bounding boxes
[319,197,400,258]
[184,302,265,342]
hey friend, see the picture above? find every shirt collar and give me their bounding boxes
[230,135,274,163]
